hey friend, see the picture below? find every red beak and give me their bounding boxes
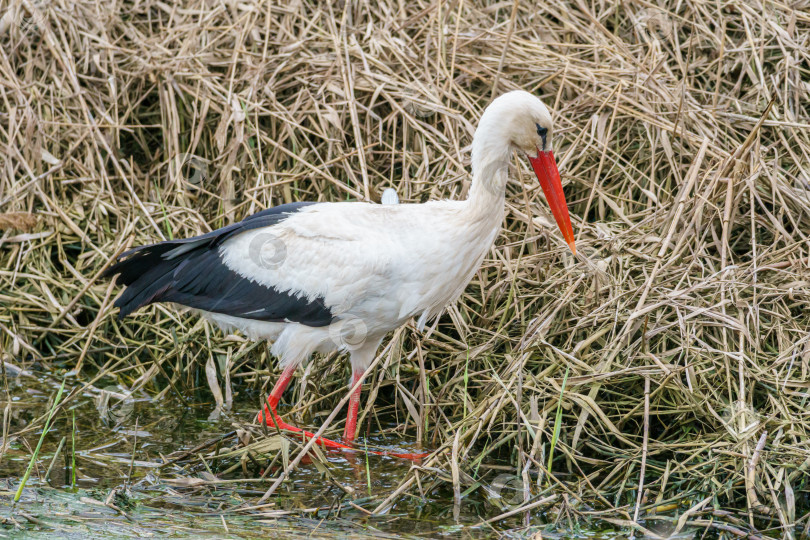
[528,149,576,255]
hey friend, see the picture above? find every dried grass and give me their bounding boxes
[2,0,810,534]
[0,212,37,231]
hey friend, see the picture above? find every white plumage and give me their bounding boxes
[381,187,399,205]
[213,197,502,371]
[106,90,576,448]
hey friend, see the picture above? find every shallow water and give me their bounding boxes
[0,366,708,538]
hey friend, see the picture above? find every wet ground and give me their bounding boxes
[0,365,691,539]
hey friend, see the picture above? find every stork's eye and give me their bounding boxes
[535,123,548,150]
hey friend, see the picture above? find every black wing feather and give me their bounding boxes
[103,202,335,326]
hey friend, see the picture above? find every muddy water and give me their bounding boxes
[0,366,630,538]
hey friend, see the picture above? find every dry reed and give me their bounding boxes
[2,0,810,535]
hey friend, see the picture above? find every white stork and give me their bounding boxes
[104,90,576,454]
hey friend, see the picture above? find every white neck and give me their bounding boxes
[465,110,512,216]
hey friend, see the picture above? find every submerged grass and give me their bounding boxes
[1,0,810,536]
[13,379,64,503]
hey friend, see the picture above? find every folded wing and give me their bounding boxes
[103,202,335,325]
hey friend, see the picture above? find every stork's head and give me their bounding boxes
[473,90,576,254]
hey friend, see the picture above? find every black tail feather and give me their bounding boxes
[103,242,189,318]
[103,201,334,326]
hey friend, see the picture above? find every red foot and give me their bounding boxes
[258,366,428,461]
[257,406,429,461]
[258,405,354,451]
[377,449,431,460]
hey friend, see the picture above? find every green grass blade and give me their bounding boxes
[14,380,66,503]
[152,180,173,240]
[365,438,372,496]
[71,409,77,488]
[463,349,469,416]
[547,367,569,475]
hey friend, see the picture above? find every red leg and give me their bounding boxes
[340,369,429,459]
[257,363,296,424]
[256,365,428,460]
[343,370,363,441]
[257,365,355,451]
